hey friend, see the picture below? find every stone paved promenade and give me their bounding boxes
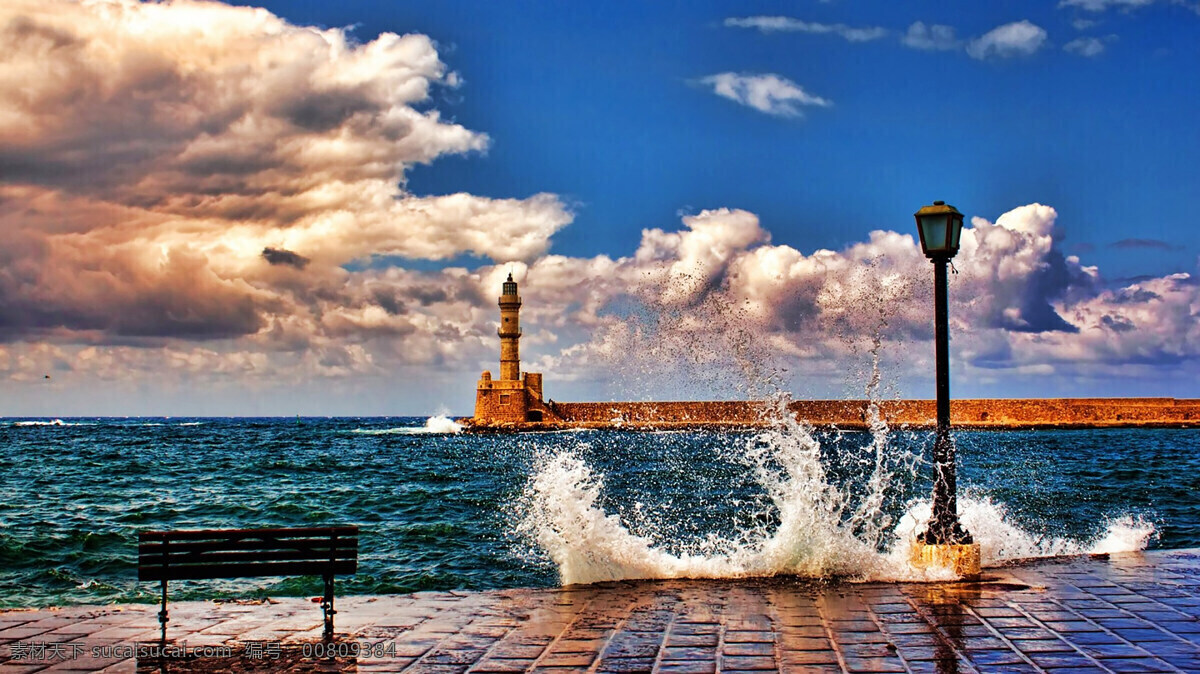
[4,550,1200,673]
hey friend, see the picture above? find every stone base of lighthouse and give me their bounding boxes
[473,371,563,425]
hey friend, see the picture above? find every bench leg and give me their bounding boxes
[158,579,169,647]
[321,574,335,641]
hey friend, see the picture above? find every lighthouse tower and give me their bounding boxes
[473,273,556,425]
[498,273,522,381]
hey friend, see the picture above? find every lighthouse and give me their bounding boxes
[498,273,522,381]
[473,273,555,425]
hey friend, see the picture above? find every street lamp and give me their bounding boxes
[913,200,980,577]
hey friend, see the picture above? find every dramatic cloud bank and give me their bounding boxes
[0,1,570,357]
[1,0,1197,411]
[699,73,832,118]
[518,204,1199,399]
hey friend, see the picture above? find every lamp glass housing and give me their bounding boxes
[914,202,964,259]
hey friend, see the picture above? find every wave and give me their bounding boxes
[517,406,1155,585]
[352,415,463,436]
[11,419,92,427]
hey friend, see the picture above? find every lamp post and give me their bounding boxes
[913,200,979,577]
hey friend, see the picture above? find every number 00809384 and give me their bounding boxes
[300,641,396,658]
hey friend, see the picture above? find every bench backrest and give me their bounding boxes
[138,526,358,581]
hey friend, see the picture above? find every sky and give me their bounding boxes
[0,0,1198,415]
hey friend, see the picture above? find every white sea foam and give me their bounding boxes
[518,407,1155,585]
[12,419,90,426]
[421,414,464,434]
[892,500,1155,566]
[353,415,463,435]
[1085,515,1157,554]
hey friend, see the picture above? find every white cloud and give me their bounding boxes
[1062,0,1200,16]
[966,20,1049,60]
[1059,0,1155,11]
[901,22,961,51]
[699,73,832,118]
[724,16,887,42]
[1064,36,1113,56]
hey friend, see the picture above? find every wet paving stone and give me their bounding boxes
[838,643,895,659]
[536,652,598,667]
[840,656,906,672]
[779,636,834,651]
[955,624,996,638]
[722,631,774,644]
[591,656,655,672]
[717,655,777,670]
[967,648,1030,665]
[777,618,825,633]
[779,649,840,665]
[722,642,774,657]
[659,646,716,661]
[883,622,935,635]
[827,621,877,633]
[1012,638,1077,654]
[670,624,720,636]
[888,634,938,648]
[1096,659,1176,673]
[656,663,716,674]
[602,639,660,659]
[472,659,541,673]
[489,644,549,659]
[547,639,606,653]
[1001,627,1059,639]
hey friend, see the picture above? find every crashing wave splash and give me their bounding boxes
[353,415,463,436]
[518,407,1154,585]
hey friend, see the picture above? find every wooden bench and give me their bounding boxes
[138,526,358,643]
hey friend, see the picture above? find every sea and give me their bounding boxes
[1,414,1196,609]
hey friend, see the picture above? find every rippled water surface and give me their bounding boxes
[1,417,1196,607]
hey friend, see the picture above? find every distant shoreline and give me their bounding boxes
[462,397,1200,431]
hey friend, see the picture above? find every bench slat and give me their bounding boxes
[139,526,357,542]
[138,538,357,555]
[139,560,357,581]
[140,549,356,567]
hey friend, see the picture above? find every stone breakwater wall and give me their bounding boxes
[465,398,1200,430]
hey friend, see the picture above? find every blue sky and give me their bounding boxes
[0,0,1198,415]
[265,0,1199,280]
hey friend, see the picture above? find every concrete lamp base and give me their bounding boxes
[912,542,982,580]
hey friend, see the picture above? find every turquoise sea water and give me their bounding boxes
[0,417,1197,608]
